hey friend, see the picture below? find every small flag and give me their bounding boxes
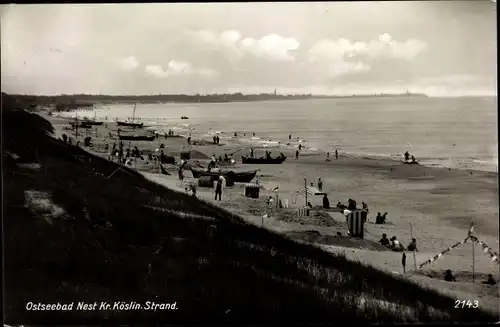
[272,185,279,192]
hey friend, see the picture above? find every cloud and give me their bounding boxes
[190,29,300,62]
[307,33,426,78]
[121,56,139,70]
[309,34,427,62]
[144,60,217,78]
[327,60,371,77]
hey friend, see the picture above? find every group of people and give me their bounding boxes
[325,150,339,161]
[443,269,496,285]
[213,135,221,145]
[336,198,367,212]
[404,151,417,163]
[379,233,417,252]
[155,129,175,140]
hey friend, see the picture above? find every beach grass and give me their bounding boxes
[2,98,497,324]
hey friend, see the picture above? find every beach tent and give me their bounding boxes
[347,210,365,238]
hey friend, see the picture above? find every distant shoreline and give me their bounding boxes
[5,92,432,107]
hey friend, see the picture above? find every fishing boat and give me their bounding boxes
[116,104,144,128]
[70,121,93,129]
[189,167,257,183]
[117,134,156,141]
[117,121,144,128]
[82,111,104,125]
[83,120,103,126]
[241,155,287,164]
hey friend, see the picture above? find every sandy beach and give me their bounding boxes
[45,112,499,314]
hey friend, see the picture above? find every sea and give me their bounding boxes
[57,96,498,173]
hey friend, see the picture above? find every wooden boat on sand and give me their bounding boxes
[241,155,286,164]
[189,167,257,183]
[118,134,155,141]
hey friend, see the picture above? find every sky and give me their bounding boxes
[1,1,497,96]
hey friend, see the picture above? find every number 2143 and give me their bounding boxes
[455,300,479,308]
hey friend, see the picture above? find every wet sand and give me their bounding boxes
[44,112,500,314]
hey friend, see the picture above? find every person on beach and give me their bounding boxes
[298,144,302,151]
[404,151,410,163]
[234,132,238,137]
[253,132,255,136]
[62,133,68,143]
[347,199,356,211]
[375,212,386,224]
[215,175,224,201]
[326,152,330,161]
[444,269,456,282]
[379,234,390,247]
[411,155,417,163]
[362,202,369,212]
[178,165,184,181]
[250,148,254,158]
[407,238,418,252]
[390,236,405,252]
[216,135,220,145]
[187,136,191,144]
[190,184,197,197]
[213,135,217,144]
[482,274,497,285]
[219,155,223,163]
[164,132,168,140]
[335,150,339,160]
[317,178,323,192]
[295,150,300,160]
[322,194,330,209]
[118,149,123,165]
[289,134,292,140]
[402,251,407,274]
[336,201,346,210]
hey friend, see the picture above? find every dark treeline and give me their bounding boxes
[3,92,314,107]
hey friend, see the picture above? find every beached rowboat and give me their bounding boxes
[189,167,257,183]
[241,156,287,164]
[117,121,144,128]
[118,135,156,141]
[82,120,103,126]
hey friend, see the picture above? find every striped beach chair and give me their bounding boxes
[347,210,365,238]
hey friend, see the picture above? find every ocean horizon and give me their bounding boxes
[58,96,498,173]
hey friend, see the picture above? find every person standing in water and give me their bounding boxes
[335,149,339,160]
[317,178,323,192]
[295,150,299,160]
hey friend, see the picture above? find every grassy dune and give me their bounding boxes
[2,97,497,324]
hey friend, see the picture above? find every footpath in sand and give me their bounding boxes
[45,112,500,314]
